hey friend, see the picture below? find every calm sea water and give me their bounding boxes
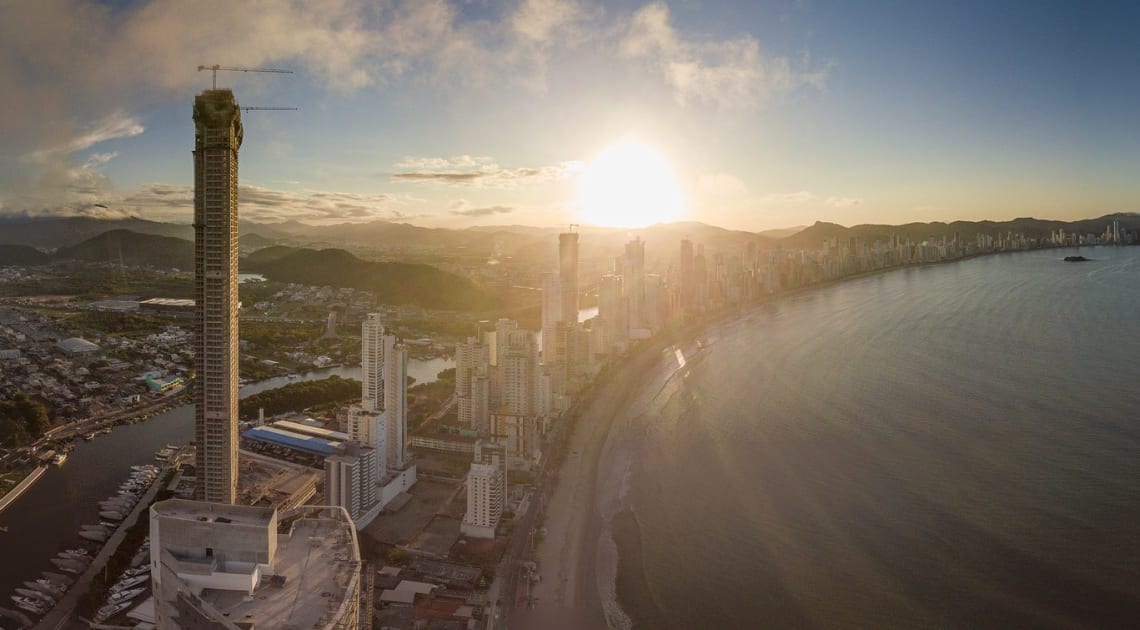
[611,247,1140,629]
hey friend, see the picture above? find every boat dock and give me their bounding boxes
[32,469,170,630]
[0,466,48,516]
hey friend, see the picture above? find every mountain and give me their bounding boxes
[54,229,195,269]
[780,214,1140,249]
[0,217,192,249]
[242,247,495,310]
[0,244,51,266]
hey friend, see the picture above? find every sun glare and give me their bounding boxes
[578,140,684,228]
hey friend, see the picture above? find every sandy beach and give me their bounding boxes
[513,320,702,630]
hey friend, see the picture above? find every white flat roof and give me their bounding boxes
[199,516,360,630]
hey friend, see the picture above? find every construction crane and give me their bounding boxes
[197,64,292,90]
[568,223,578,233]
[240,106,298,113]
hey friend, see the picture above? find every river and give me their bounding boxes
[0,357,452,611]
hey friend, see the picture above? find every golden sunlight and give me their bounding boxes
[577,139,684,228]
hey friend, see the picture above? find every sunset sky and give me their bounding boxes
[2,0,1138,231]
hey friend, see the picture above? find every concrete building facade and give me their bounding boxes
[149,500,360,629]
[462,441,506,539]
[193,89,243,504]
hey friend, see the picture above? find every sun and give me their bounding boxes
[577,139,684,228]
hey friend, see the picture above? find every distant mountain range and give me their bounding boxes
[2,213,1137,272]
[0,228,493,310]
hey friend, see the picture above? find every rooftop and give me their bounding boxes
[152,498,275,527]
[198,512,360,630]
[242,425,343,456]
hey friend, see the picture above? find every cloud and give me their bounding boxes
[450,205,515,217]
[391,155,582,188]
[114,182,410,223]
[756,190,863,208]
[620,2,826,110]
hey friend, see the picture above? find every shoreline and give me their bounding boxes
[521,244,1087,629]
[0,465,48,517]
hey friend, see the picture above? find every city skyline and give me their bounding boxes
[3,1,1140,231]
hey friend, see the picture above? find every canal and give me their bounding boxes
[0,357,453,617]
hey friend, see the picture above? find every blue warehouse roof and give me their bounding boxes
[242,425,342,456]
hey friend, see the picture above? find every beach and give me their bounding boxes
[514,318,705,630]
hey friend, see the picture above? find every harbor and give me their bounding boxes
[0,361,452,629]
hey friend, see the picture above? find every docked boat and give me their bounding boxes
[95,599,133,621]
[51,451,68,465]
[100,509,127,520]
[123,565,150,579]
[111,574,149,592]
[79,528,109,542]
[42,571,73,586]
[15,588,55,604]
[83,432,97,441]
[27,579,65,596]
[107,586,145,603]
[11,595,48,615]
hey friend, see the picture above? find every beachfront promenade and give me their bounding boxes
[34,468,172,630]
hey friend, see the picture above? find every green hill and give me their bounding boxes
[244,247,493,310]
[53,229,194,269]
[0,244,51,266]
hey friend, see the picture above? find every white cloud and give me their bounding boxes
[115,182,411,223]
[756,190,862,208]
[621,2,825,110]
[391,155,582,189]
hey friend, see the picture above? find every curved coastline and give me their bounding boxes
[531,244,1121,629]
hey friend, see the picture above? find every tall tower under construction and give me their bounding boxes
[193,89,243,504]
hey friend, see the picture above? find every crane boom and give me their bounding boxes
[197,64,293,90]
[241,107,298,112]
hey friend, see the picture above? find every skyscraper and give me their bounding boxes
[385,340,408,469]
[625,236,646,335]
[559,231,579,325]
[193,89,242,504]
[680,238,694,310]
[456,336,490,433]
[361,312,387,412]
[540,272,562,366]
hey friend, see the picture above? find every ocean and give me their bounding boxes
[605,247,1140,629]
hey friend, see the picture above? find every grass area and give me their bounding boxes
[0,265,192,299]
[51,310,170,338]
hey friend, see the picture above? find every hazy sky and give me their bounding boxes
[1,0,1138,231]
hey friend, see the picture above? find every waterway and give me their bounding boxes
[0,357,452,611]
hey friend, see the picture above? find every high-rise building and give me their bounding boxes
[498,325,540,417]
[150,500,361,629]
[193,89,242,504]
[456,336,490,433]
[461,441,506,539]
[385,340,408,469]
[325,442,379,523]
[346,406,386,470]
[597,273,625,352]
[559,231,579,325]
[361,313,387,412]
[540,272,562,366]
[680,238,694,310]
[625,236,646,336]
